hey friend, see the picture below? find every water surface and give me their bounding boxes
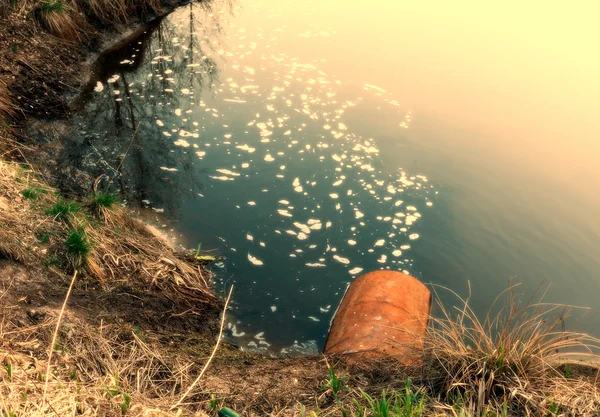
[64,0,600,353]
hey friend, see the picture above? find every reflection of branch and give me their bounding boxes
[61,1,236,215]
[116,122,141,173]
[121,73,136,128]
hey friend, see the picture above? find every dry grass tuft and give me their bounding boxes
[73,0,163,25]
[423,283,600,416]
[35,0,91,42]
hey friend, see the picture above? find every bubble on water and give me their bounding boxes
[264,154,275,162]
[392,250,402,257]
[426,201,433,207]
[349,267,363,275]
[306,262,326,267]
[374,239,385,247]
[409,234,420,240]
[94,82,104,92]
[270,306,277,312]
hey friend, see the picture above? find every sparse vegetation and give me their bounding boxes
[46,199,79,220]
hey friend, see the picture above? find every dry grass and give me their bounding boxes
[80,0,163,25]
[0,160,219,310]
[0,292,211,416]
[35,0,91,41]
[0,79,15,123]
[421,283,600,416]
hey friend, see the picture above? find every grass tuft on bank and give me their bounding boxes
[0,160,219,307]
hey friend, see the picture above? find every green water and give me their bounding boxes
[63,0,600,354]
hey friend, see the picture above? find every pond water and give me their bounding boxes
[63,0,600,354]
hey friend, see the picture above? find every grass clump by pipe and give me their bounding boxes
[309,284,600,417]
[420,283,600,416]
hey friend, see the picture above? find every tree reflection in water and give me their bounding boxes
[63,1,232,217]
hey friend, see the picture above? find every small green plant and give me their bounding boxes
[321,363,346,397]
[548,401,563,416]
[39,0,64,12]
[133,327,147,343]
[37,231,52,244]
[94,191,118,208]
[65,227,90,265]
[563,363,571,378]
[361,390,391,417]
[46,200,79,220]
[120,392,131,415]
[209,394,219,413]
[22,187,40,200]
[395,379,425,417]
[4,361,12,380]
[44,255,60,266]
